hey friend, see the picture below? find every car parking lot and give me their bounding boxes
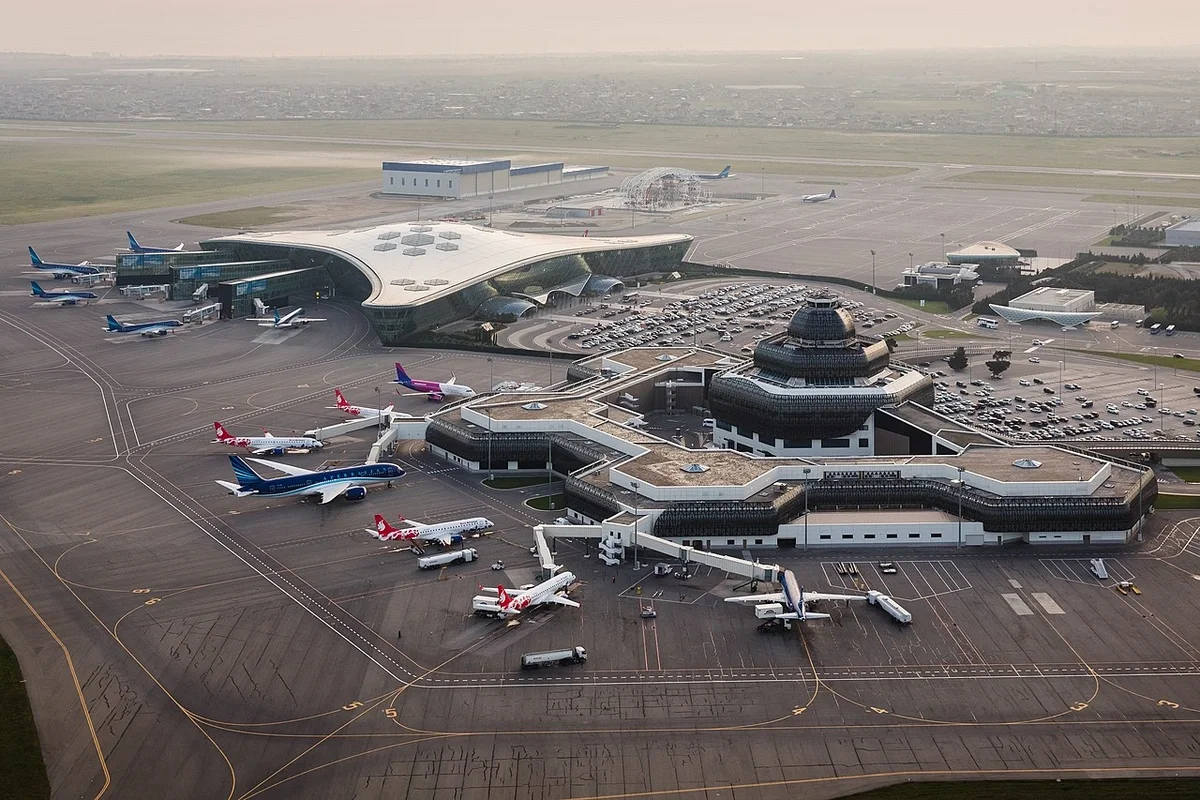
[929,353,1200,445]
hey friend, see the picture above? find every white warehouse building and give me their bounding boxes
[381,158,608,199]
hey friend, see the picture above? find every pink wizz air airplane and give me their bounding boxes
[393,362,475,402]
[327,389,396,418]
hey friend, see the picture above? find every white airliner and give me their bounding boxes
[472,571,579,617]
[723,569,864,622]
[326,389,399,419]
[213,422,323,455]
[368,513,493,546]
[248,307,327,328]
[801,189,837,203]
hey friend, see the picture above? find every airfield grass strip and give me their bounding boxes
[0,635,50,800]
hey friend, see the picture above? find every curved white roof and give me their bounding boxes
[213,222,691,308]
[989,304,1101,327]
[947,241,1020,259]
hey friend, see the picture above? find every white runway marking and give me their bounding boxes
[1031,592,1066,614]
[1002,593,1033,615]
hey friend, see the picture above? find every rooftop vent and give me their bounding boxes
[680,463,710,474]
[409,225,433,233]
[377,231,402,240]
[391,278,416,285]
[373,242,397,252]
[402,247,427,257]
[522,402,548,410]
[439,231,462,240]
[656,354,675,362]
[435,242,459,252]
[403,284,430,291]
[401,233,435,247]
[1012,458,1042,469]
[424,278,450,286]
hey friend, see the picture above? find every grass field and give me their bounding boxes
[843,778,1200,799]
[174,206,309,229]
[921,329,981,339]
[950,169,1200,194]
[1167,466,1200,483]
[1083,193,1200,210]
[894,298,951,314]
[0,636,50,800]
[482,476,550,490]
[526,493,566,511]
[51,120,1200,174]
[1073,349,1200,374]
[0,140,377,224]
[1152,493,1200,510]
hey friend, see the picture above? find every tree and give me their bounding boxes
[986,360,1011,379]
[948,346,969,371]
[992,349,1012,361]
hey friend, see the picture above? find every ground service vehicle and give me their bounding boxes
[520,646,587,670]
[1111,320,1120,329]
[1166,325,1177,336]
[417,548,478,570]
[1150,324,1162,335]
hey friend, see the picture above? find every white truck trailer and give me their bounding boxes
[418,548,478,570]
[520,646,587,670]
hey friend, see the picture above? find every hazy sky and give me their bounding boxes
[8,1,1200,57]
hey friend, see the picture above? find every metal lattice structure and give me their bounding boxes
[620,167,713,210]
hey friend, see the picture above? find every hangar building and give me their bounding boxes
[381,158,609,199]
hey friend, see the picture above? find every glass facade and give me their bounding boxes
[117,249,237,284]
[216,267,333,318]
[170,260,289,301]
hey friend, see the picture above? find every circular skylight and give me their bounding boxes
[522,402,548,410]
[1012,458,1042,469]
[680,463,710,473]
[656,354,675,362]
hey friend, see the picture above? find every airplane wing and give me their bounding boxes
[803,592,866,603]
[723,592,785,606]
[446,377,457,385]
[312,482,356,504]
[215,480,258,497]
[295,317,327,324]
[245,457,312,477]
[245,317,277,322]
[138,325,174,336]
[542,594,580,608]
[775,611,832,621]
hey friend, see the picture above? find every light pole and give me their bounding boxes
[546,437,554,510]
[870,250,877,295]
[375,386,382,438]
[487,357,494,478]
[1058,360,1063,396]
[908,252,914,273]
[802,467,812,550]
[955,466,965,549]
[760,168,765,196]
[940,233,946,261]
[1160,383,1165,431]
[631,480,640,570]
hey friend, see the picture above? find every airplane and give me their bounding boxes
[248,307,327,329]
[103,314,183,337]
[327,389,397,419]
[472,571,579,617]
[801,189,837,203]
[698,165,733,180]
[368,513,493,547]
[212,422,323,455]
[126,231,185,253]
[215,455,404,504]
[723,570,864,622]
[394,362,475,402]
[27,247,101,279]
[30,281,98,306]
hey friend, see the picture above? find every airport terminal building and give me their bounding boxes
[380,158,609,199]
[419,296,1156,549]
[203,222,691,344]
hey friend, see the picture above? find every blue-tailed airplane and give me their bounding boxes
[216,455,404,504]
[698,165,732,180]
[103,314,183,337]
[723,569,864,623]
[31,281,98,306]
[127,231,185,253]
[27,247,101,279]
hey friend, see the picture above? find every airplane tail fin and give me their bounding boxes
[228,455,265,487]
[28,246,42,265]
[334,389,349,408]
[497,585,511,608]
[830,189,836,198]
[105,315,124,332]
[394,362,413,386]
[273,310,281,325]
[213,421,234,442]
[30,281,45,297]
[371,514,400,540]
[126,231,140,251]
[719,166,730,178]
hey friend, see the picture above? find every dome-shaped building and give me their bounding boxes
[708,294,934,456]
